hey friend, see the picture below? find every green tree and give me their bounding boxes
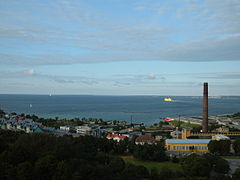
[34,155,57,180]
[208,140,231,155]
[159,167,174,180]
[108,157,125,174]
[232,168,240,180]
[208,140,221,155]
[150,168,159,180]
[202,153,230,175]
[133,144,167,162]
[16,161,33,180]
[233,139,240,154]
[121,163,149,180]
[53,160,71,180]
[213,158,230,174]
[180,154,211,177]
[0,109,6,117]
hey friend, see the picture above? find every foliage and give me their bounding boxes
[180,154,211,177]
[202,153,230,174]
[226,112,240,118]
[0,109,6,117]
[171,120,183,128]
[232,168,240,180]
[180,153,230,178]
[233,139,240,154]
[133,143,168,162]
[213,158,230,174]
[120,163,149,180]
[208,124,221,132]
[208,140,231,155]
[0,130,151,180]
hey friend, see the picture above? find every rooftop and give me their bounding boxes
[135,135,156,144]
[166,139,211,144]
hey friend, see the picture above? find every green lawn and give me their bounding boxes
[170,120,201,128]
[181,123,201,128]
[222,156,240,159]
[123,158,183,173]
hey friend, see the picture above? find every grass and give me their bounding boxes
[222,156,240,159]
[170,120,201,128]
[123,157,183,173]
[181,123,201,128]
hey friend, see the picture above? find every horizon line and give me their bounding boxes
[0,93,239,97]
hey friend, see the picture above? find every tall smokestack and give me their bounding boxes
[202,82,208,132]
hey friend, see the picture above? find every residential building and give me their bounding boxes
[106,134,127,142]
[135,135,156,145]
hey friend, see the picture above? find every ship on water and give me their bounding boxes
[164,98,174,102]
[163,117,174,122]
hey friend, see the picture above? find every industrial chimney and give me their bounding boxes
[202,82,208,132]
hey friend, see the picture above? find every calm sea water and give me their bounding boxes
[0,95,239,125]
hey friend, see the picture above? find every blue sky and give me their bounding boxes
[0,0,240,95]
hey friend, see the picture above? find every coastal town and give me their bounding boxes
[1,110,240,153]
[1,83,240,179]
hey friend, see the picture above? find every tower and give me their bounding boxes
[202,82,208,132]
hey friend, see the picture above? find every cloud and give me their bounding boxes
[198,72,240,80]
[23,69,35,75]
[0,0,239,66]
[147,74,156,80]
[53,79,75,83]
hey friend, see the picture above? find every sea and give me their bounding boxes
[0,95,239,126]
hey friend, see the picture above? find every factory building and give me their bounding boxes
[165,139,211,152]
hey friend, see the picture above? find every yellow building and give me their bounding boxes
[165,139,211,152]
[181,128,240,139]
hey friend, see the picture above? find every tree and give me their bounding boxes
[133,144,167,162]
[180,154,211,177]
[202,153,230,175]
[232,168,240,180]
[0,109,6,117]
[208,140,231,155]
[16,161,33,180]
[150,168,159,180]
[220,140,231,155]
[159,167,174,180]
[121,163,149,180]
[53,160,72,180]
[108,157,125,174]
[233,139,240,154]
[213,158,230,174]
[34,155,58,180]
[208,140,221,155]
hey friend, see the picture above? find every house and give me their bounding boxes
[135,135,156,145]
[76,124,101,137]
[12,116,26,121]
[33,127,44,133]
[170,130,182,139]
[212,134,230,141]
[118,128,142,140]
[60,126,71,132]
[106,134,127,142]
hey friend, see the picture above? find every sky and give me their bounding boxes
[0,0,240,96]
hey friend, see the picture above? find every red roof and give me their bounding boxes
[12,116,26,120]
[106,134,127,140]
